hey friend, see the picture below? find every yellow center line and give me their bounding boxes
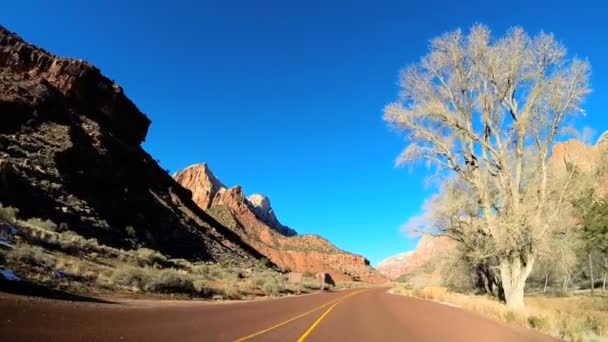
[233,289,367,342]
[295,289,367,342]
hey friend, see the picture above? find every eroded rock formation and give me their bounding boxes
[174,163,386,283]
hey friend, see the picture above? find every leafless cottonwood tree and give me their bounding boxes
[385,24,590,308]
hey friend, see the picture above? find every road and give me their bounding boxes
[0,287,557,341]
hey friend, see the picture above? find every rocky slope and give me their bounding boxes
[174,163,386,283]
[377,236,454,280]
[376,251,413,280]
[0,25,265,264]
[551,135,608,193]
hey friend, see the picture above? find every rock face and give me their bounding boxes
[0,26,150,145]
[174,163,386,283]
[0,25,265,263]
[376,251,413,280]
[247,194,297,236]
[377,236,455,280]
[550,136,608,193]
[173,163,224,209]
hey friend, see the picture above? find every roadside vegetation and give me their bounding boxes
[393,284,607,341]
[386,24,607,340]
[0,205,324,300]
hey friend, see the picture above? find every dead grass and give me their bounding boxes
[392,284,608,341]
[0,211,306,300]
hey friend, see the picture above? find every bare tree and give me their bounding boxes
[385,25,590,308]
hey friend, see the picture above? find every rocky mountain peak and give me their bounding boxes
[174,164,296,236]
[247,194,296,237]
[173,163,225,209]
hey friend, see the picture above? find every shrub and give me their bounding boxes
[262,277,286,296]
[193,279,217,297]
[257,257,271,269]
[585,315,608,336]
[150,269,195,294]
[110,265,152,290]
[136,248,167,267]
[0,205,18,223]
[558,314,585,341]
[527,315,549,332]
[221,281,242,300]
[8,244,54,268]
[24,218,57,232]
[125,225,137,238]
[303,271,315,278]
[169,258,192,269]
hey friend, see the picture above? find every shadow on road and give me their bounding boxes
[0,278,115,304]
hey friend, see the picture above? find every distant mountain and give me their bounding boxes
[174,163,386,283]
[376,251,413,280]
[377,236,454,280]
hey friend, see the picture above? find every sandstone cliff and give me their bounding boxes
[551,136,608,194]
[174,163,386,283]
[377,236,454,280]
[0,25,265,264]
[376,251,413,280]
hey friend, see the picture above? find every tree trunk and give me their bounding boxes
[589,252,595,295]
[603,272,606,293]
[543,273,549,294]
[499,255,534,309]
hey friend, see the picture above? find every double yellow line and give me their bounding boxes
[234,289,367,342]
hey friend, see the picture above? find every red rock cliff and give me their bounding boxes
[174,163,386,283]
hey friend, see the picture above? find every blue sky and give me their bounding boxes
[3,0,607,266]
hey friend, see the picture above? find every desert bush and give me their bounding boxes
[110,265,154,291]
[303,271,314,278]
[169,258,192,269]
[149,269,195,293]
[249,273,268,288]
[193,279,217,297]
[257,257,271,269]
[558,314,586,341]
[8,244,54,268]
[527,315,549,332]
[24,218,57,232]
[125,225,137,238]
[584,315,608,336]
[221,281,242,300]
[135,248,167,267]
[262,277,286,296]
[0,205,18,223]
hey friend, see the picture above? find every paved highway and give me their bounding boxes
[0,287,557,341]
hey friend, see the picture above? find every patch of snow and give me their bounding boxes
[438,301,460,308]
[0,268,21,281]
[0,239,14,249]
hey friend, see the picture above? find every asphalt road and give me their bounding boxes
[0,287,558,341]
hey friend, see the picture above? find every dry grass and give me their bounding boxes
[393,284,608,341]
[1,209,373,300]
[0,210,302,300]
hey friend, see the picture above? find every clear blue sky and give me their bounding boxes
[3,0,607,266]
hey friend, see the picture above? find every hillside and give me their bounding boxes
[0,25,270,264]
[174,163,386,283]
